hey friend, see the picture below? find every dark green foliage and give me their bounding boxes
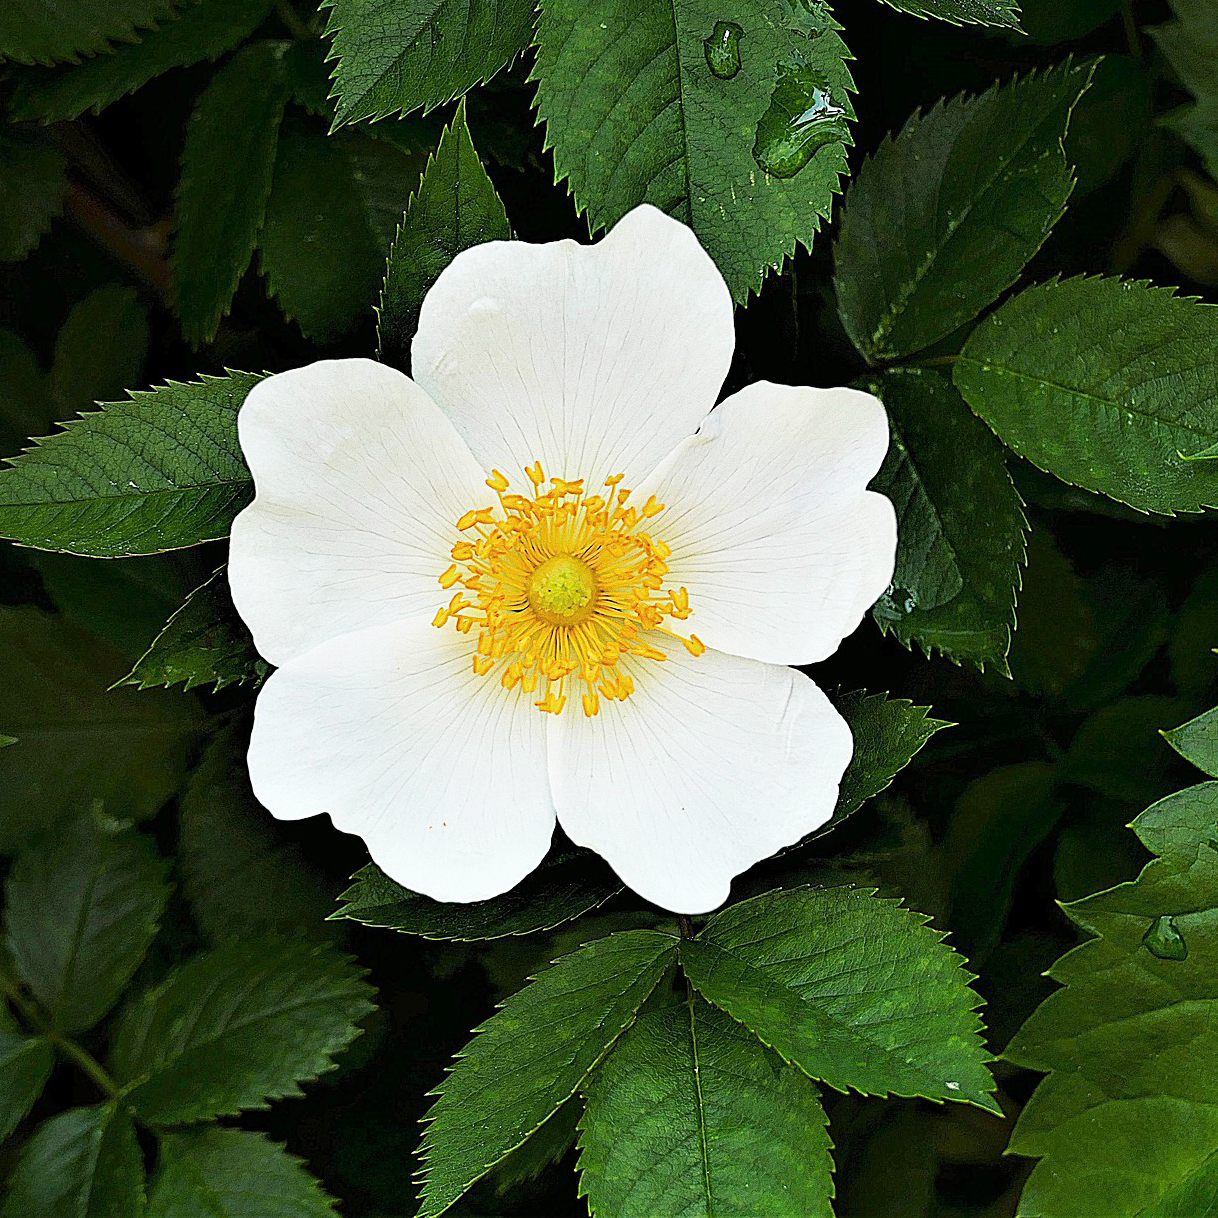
[0,1104,145,1218]
[110,935,374,1124]
[0,0,1216,1212]
[147,1127,340,1217]
[0,132,66,262]
[830,690,951,827]
[4,815,170,1033]
[835,63,1090,364]
[175,42,292,344]
[0,0,177,65]
[10,0,276,122]
[1008,770,1218,1216]
[322,0,535,125]
[578,996,835,1217]
[334,852,622,939]
[377,100,510,369]
[123,569,266,692]
[866,369,1027,668]
[955,277,1218,514]
[0,372,261,556]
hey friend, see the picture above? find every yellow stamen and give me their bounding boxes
[433,464,702,715]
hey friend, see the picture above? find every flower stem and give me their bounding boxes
[0,970,119,1100]
[677,914,695,939]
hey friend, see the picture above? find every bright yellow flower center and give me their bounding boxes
[433,462,704,716]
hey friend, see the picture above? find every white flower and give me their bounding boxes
[228,205,897,915]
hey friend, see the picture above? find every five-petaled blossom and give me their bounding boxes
[229,204,897,914]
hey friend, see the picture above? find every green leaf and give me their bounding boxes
[417,929,676,1218]
[489,1097,581,1196]
[866,369,1027,669]
[0,736,14,748]
[122,569,266,693]
[0,1104,144,1218]
[11,0,275,122]
[110,935,374,1125]
[1065,55,1153,197]
[0,0,176,65]
[835,62,1089,364]
[680,886,996,1109]
[334,853,622,940]
[578,996,833,1218]
[49,286,149,414]
[148,1127,338,1218]
[1063,695,1193,805]
[1007,776,1218,1217]
[377,100,510,370]
[4,816,169,1034]
[829,690,950,828]
[175,41,291,344]
[873,0,1020,27]
[1164,706,1218,778]
[178,731,338,945]
[1152,0,1218,181]
[954,277,1218,515]
[0,329,49,450]
[0,606,200,854]
[533,0,855,301]
[0,370,260,557]
[0,1028,54,1142]
[0,132,67,262]
[260,126,421,342]
[321,0,534,126]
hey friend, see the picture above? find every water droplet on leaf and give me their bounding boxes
[703,21,743,80]
[779,0,832,36]
[753,59,847,179]
[1143,914,1188,960]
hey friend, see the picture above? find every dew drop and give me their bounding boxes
[752,59,847,179]
[1142,914,1188,961]
[703,21,743,80]
[874,584,917,620]
[778,0,832,36]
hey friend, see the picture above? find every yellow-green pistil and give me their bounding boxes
[528,553,597,625]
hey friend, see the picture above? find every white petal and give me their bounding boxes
[229,358,489,667]
[639,382,897,666]
[549,644,852,914]
[248,616,555,904]
[411,204,735,490]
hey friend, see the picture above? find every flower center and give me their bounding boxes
[528,554,597,625]
[433,462,704,717]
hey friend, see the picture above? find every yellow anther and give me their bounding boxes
[433,463,701,716]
